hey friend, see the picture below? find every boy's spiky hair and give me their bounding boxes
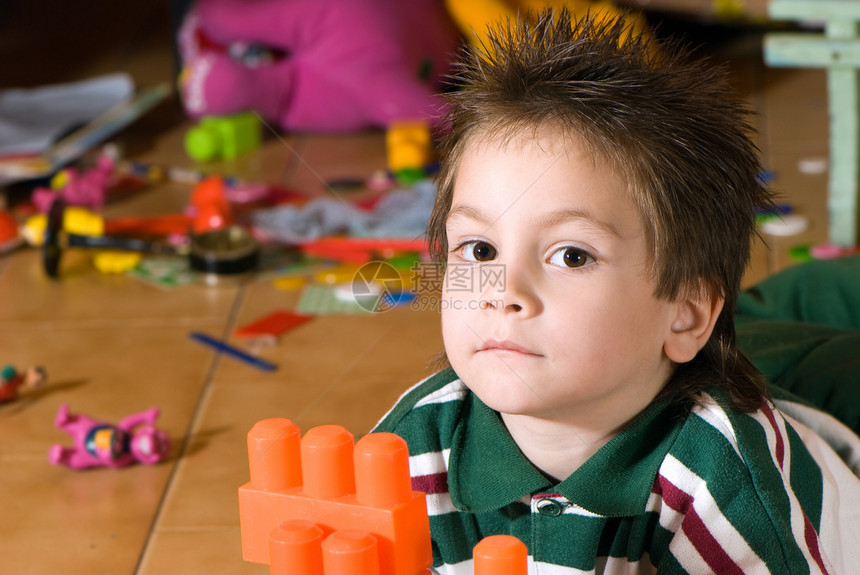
[427,9,774,412]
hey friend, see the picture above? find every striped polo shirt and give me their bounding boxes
[373,367,860,574]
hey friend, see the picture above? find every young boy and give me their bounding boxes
[373,9,860,574]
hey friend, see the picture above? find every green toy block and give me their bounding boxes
[185,111,262,163]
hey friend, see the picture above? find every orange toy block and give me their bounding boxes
[473,535,528,575]
[238,419,432,575]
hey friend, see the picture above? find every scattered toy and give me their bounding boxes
[184,112,262,163]
[31,153,115,213]
[0,210,23,253]
[176,0,458,132]
[92,251,144,274]
[387,119,432,185]
[234,310,313,340]
[48,404,169,470]
[0,365,46,403]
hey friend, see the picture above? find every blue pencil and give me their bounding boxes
[190,332,278,372]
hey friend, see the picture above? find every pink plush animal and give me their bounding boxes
[177,0,460,132]
[48,404,169,470]
[31,154,114,213]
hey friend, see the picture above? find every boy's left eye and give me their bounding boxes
[548,247,594,268]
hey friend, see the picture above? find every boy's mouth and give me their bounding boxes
[479,339,542,356]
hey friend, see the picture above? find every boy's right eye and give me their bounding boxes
[458,240,498,262]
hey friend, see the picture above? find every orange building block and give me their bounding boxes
[473,535,528,575]
[238,419,433,575]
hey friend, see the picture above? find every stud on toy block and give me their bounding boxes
[238,419,432,575]
[473,535,528,575]
[269,520,326,574]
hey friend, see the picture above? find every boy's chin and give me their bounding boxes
[459,371,552,417]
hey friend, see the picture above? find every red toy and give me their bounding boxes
[0,365,46,403]
[233,310,313,340]
[0,210,22,253]
[189,175,233,233]
[48,404,169,470]
[238,418,528,575]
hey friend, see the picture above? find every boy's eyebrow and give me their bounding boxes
[537,208,624,238]
[447,204,623,238]
[446,204,491,225]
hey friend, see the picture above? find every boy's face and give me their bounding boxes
[441,129,681,429]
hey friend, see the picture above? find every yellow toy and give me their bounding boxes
[445,0,651,50]
[22,207,104,247]
[386,120,433,185]
[93,251,143,274]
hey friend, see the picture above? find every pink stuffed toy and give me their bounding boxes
[48,404,170,470]
[31,153,114,214]
[178,0,461,132]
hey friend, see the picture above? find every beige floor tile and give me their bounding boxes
[0,249,239,325]
[151,383,267,530]
[209,277,443,386]
[0,323,217,455]
[211,304,443,389]
[0,456,170,573]
[138,529,266,575]
[287,132,390,197]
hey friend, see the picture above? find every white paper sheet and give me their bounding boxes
[0,73,134,156]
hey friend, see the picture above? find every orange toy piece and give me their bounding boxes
[191,176,233,233]
[238,419,433,575]
[473,535,528,575]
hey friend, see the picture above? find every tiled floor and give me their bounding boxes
[0,7,836,575]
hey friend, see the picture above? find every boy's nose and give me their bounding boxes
[480,266,539,316]
[480,300,521,312]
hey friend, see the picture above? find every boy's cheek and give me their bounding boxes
[440,287,483,313]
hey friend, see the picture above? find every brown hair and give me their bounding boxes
[427,9,774,412]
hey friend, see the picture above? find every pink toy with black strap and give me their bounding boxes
[48,404,170,470]
[177,0,460,132]
[31,154,115,214]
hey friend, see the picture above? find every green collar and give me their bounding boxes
[447,392,685,517]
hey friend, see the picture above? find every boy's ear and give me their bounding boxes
[664,289,724,364]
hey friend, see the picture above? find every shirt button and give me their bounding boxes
[535,498,565,517]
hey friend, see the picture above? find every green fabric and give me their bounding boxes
[373,371,836,573]
[449,394,549,512]
[554,397,683,516]
[736,255,860,435]
[448,392,685,516]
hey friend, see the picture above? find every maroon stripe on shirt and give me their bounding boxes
[412,472,449,495]
[803,512,830,574]
[761,401,785,470]
[761,403,825,573]
[658,475,745,575]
